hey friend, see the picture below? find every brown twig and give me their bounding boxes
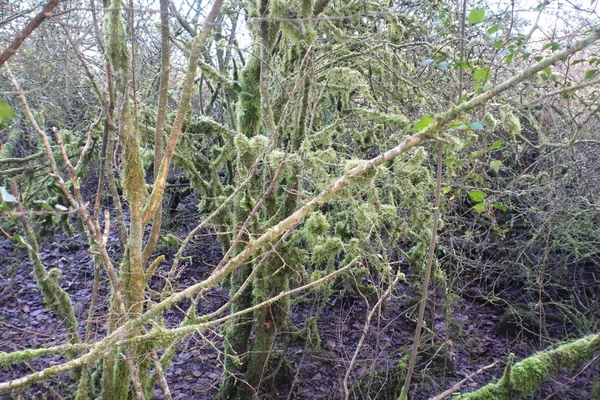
[429,360,500,400]
[0,0,60,68]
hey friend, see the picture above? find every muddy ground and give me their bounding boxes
[0,199,598,399]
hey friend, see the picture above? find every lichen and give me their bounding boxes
[501,105,522,138]
[105,0,129,75]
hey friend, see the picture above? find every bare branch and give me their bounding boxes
[0,0,61,68]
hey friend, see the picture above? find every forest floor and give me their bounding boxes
[0,197,598,400]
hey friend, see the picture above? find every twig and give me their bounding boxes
[429,361,500,400]
[343,268,404,399]
[542,354,600,400]
[0,0,60,68]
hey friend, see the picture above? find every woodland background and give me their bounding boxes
[0,0,599,399]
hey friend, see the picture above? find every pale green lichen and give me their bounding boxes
[501,106,521,138]
[326,67,372,111]
[105,0,129,74]
[483,112,498,130]
[272,0,315,44]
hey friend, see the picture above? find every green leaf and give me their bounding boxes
[473,67,490,82]
[487,25,499,34]
[473,203,486,213]
[585,69,598,80]
[413,115,434,131]
[493,204,508,211]
[0,186,16,203]
[468,190,485,203]
[490,159,503,173]
[471,121,485,131]
[492,40,504,49]
[456,60,470,69]
[542,42,562,52]
[541,67,552,78]
[487,140,502,150]
[0,97,15,121]
[468,9,485,24]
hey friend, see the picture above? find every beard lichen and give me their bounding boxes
[105,0,129,78]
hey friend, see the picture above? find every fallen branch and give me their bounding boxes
[453,334,600,399]
[429,361,499,400]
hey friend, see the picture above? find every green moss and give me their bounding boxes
[455,334,600,399]
[326,67,372,111]
[302,316,321,350]
[311,236,343,266]
[356,108,410,129]
[272,0,315,44]
[304,212,330,239]
[120,100,148,209]
[198,59,232,88]
[105,0,129,74]
[237,56,261,138]
[0,346,74,368]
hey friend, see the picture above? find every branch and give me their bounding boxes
[0,26,599,394]
[429,361,499,400]
[453,334,600,399]
[0,0,60,68]
[0,151,45,164]
[142,0,224,224]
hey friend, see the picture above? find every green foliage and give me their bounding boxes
[0,96,15,123]
[413,115,435,131]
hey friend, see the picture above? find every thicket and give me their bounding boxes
[0,0,599,399]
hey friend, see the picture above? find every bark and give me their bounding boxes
[0,0,60,67]
[0,26,599,395]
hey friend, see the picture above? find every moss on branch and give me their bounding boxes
[455,334,600,399]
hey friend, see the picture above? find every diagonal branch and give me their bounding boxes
[0,0,60,68]
[0,25,599,395]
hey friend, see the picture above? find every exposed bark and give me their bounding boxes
[0,24,599,396]
[0,0,60,68]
